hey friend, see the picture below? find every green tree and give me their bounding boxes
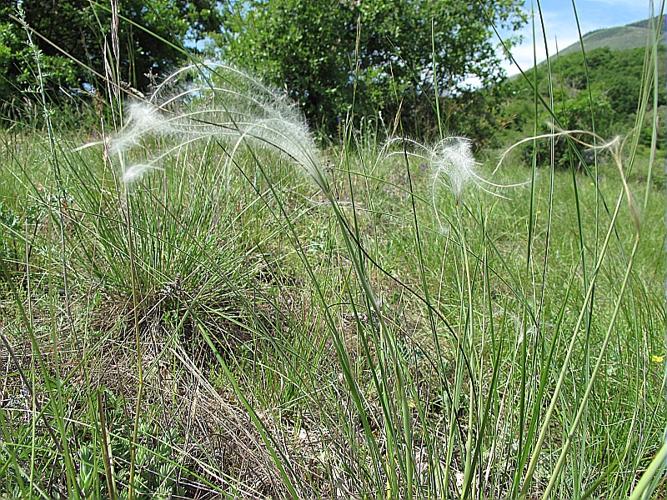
[526,88,616,169]
[222,0,526,137]
[0,1,223,110]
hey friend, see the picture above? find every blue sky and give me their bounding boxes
[502,0,657,75]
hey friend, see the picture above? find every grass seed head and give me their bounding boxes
[102,63,327,190]
[122,163,163,184]
[430,137,477,200]
[110,102,173,155]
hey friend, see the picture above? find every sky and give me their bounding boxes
[501,0,658,76]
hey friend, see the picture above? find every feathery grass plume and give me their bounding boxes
[109,102,174,155]
[430,137,482,201]
[492,126,622,176]
[228,113,326,190]
[380,136,527,235]
[381,136,524,201]
[74,102,174,154]
[494,127,639,228]
[121,163,164,184]
[79,61,328,190]
[194,63,327,190]
[430,136,530,202]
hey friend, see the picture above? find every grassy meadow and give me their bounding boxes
[0,8,666,500]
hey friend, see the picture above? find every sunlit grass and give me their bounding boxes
[0,3,665,499]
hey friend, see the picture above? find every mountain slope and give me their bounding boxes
[559,16,666,55]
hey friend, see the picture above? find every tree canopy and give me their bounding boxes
[222,0,526,136]
[0,0,222,108]
[2,1,527,137]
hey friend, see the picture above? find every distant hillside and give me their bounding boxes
[499,43,666,160]
[559,16,666,55]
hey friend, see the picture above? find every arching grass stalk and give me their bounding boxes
[568,12,600,485]
[456,200,476,498]
[342,91,410,492]
[542,232,641,497]
[227,141,387,493]
[392,133,516,496]
[400,136,448,496]
[540,122,644,496]
[121,163,145,500]
[520,137,641,496]
[386,132,529,496]
[641,7,664,209]
[628,440,667,500]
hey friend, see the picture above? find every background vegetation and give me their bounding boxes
[0,0,222,116]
